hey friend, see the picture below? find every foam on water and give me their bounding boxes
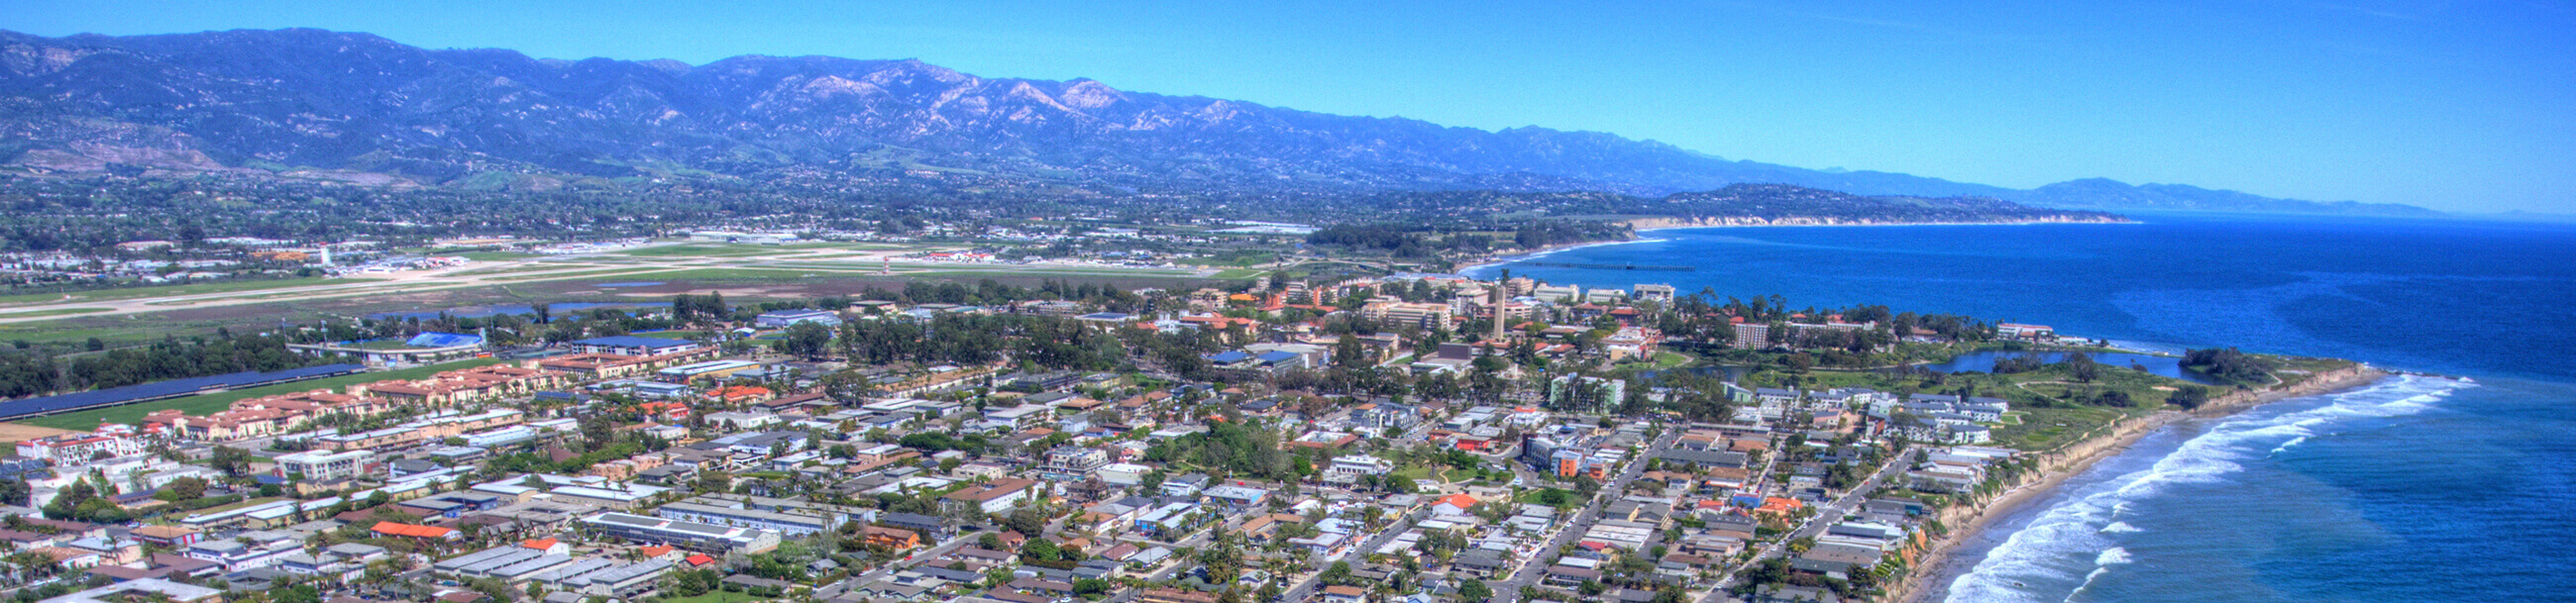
[1943,375,2471,603]
[2068,566,2115,601]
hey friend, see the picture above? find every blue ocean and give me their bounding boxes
[1464,214,2576,602]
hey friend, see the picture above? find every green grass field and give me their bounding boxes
[448,262,602,276]
[1210,268,1267,279]
[774,242,914,251]
[0,321,171,346]
[0,307,113,319]
[1988,405,2152,452]
[615,245,789,257]
[0,277,384,306]
[13,356,512,431]
[224,284,453,301]
[900,266,1203,278]
[1515,487,1586,510]
[634,331,712,340]
[660,591,769,603]
[632,268,852,281]
[1392,464,1452,484]
[1643,351,1695,369]
[489,267,678,282]
[0,311,321,347]
[742,262,914,272]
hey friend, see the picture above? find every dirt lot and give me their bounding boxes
[0,423,77,445]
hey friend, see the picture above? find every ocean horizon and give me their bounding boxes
[1468,213,2576,602]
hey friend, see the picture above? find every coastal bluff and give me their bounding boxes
[1890,362,2386,603]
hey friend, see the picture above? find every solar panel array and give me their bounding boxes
[0,363,366,420]
[404,332,485,348]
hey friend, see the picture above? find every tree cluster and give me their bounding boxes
[1141,420,1290,481]
[2182,348,2274,384]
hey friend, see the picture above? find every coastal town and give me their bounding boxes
[0,11,2537,603]
[0,266,2364,603]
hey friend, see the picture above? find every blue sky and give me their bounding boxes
[7,0,2571,213]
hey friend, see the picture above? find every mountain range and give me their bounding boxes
[0,28,2438,217]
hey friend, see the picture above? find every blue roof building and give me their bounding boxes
[404,332,485,348]
[1205,351,1252,364]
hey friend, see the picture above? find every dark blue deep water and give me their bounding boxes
[1467,214,2576,602]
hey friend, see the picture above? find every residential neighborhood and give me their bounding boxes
[0,274,2066,603]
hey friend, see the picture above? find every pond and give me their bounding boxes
[1916,351,2222,385]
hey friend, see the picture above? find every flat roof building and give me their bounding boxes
[572,337,701,356]
[755,310,842,329]
[580,512,782,554]
[274,449,372,481]
[655,501,834,537]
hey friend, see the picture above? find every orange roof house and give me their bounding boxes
[862,526,922,551]
[372,522,460,540]
[521,538,568,554]
[707,385,774,404]
[636,401,692,420]
[1753,497,1805,517]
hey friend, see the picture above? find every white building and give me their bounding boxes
[14,430,143,463]
[755,309,842,329]
[1323,454,1394,484]
[1096,462,1152,486]
[275,450,373,481]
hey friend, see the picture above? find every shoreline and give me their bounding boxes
[1452,238,1665,276]
[1455,216,2131,275]
[1629,216,2132,233]
[1887,363,2388,603]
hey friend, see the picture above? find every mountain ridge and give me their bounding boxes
[0,28,2436,217]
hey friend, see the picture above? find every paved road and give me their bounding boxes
[1277,508,1429,603]
[0,241,1206,325]
[1497,427,1682,602]
[818,530,980,599]
[1697,447,1917,603]
[1134,524,1220,582]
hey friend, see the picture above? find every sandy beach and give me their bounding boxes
[1889,364,2387,603]
[1454,215,2131,276]
[1451,237,1664,276]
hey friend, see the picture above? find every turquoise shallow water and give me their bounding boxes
[1469,214,2576,602]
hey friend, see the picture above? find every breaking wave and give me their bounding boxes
[1942,374,2469,603]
